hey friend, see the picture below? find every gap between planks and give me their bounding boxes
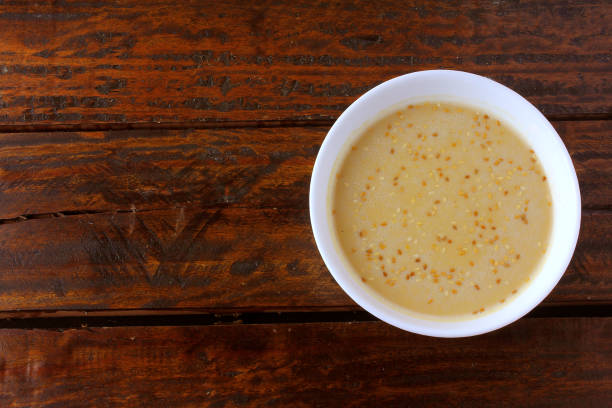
[0,113,609,134]
[1,207,610,227]
[0,305,610,330]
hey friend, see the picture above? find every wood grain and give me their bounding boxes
[0,121,608,220]
[0,0,609,126]
[0,318,610,407]
[0,1,607,404]
[558,121,612,210]
[0,126,321,218]
[0,207,608,312]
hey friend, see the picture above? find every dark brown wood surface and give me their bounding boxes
[0,121,608,312]
[0,0,610,405]
[0,208,608,312]
[0,0,609,128]
[1,318,610,407]
[0,121,609,219]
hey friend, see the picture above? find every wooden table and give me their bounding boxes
[0,1,610,406]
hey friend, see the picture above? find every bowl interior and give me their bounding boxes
[309,70,581,337]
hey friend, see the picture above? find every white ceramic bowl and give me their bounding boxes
[309,70,581,337]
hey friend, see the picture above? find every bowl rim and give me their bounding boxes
[309,70,581,337]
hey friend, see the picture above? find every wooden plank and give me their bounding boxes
[0,121,608,219]
[0,207,608,312]
[0,318,610,407]
[0,1,609,126]
[559,121,612,210]
[0,126,322,218]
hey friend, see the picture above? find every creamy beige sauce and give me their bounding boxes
[330,102,552,318]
